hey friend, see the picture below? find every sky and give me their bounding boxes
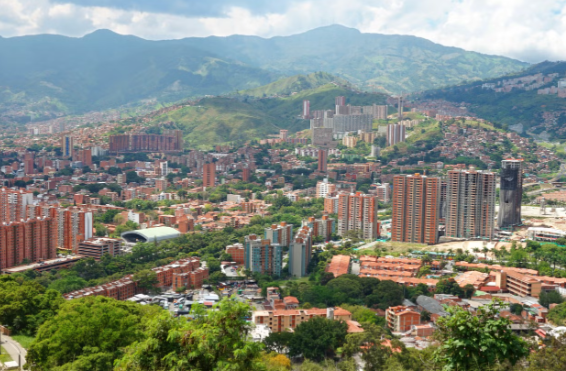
[1,0,566,63]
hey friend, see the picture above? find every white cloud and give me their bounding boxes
[1,0,566,62]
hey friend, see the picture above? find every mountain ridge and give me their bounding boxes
[0,25,529,124]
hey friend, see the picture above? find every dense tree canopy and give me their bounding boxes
[27,296,157,371]
[115,299,265,371]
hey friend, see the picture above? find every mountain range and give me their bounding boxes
[0,25,529,124]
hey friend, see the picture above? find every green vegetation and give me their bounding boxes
[421,61,566,135]
[433,300,529,370]
[148,83,387,149]
[10,334,35,350]
[240,72,344,97]
[1,25,527,126]
[181,25,527,94]
[0,347,12,364]
[115,299,265,371]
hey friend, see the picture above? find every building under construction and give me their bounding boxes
[445,170,496,239]
[498,160,523,228]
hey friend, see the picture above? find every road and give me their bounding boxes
[1,334,27,367]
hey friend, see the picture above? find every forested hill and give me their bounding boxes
[124,82,388,150]
[1,25,527,124]
[417,61,566,138]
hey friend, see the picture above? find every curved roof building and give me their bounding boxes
[121,226,180,243]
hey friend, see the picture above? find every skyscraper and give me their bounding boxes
[303,100,311,119]
[61,135,73,157]
[337,193,379,240]
[318,149,328,172]
[203,162,216,188]
[335,96,346,106]
[445,170,496,239]
[387,124,406,146]
[391,174,440,245]
[499,159,523,228]
[289,225,313,277]
[398,95,404,121]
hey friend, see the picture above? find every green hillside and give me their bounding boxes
[240,72,347,97]
[146,83,388,149]
[0,30,279,125]
[0,25,528,125]
[419,61,566,137]
[180,25,529,94]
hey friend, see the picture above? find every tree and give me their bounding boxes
[263,352,291,370]
[115,299,265,371]
[113,213,126,225]
[288,316,347,361]
[27,296,157,371]
[435,278,464,298]
[342,323,393,370]
[510,303,523,315]
[133,269,159,294]
[365,280,404,309]
[525,332,566,370]
[264,331,294,354]
[0,276,63,335]
[207,271,227,284]
[548,302,566,325]
[433,299,528,370]
[420,310,431,322]
[540,290,565,309]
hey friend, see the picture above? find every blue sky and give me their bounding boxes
[2,0,566,63]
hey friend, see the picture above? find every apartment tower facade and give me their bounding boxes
[337,193,379,240]
[203,162,216,188]
[445,170,496,239]
[391,174,440,245]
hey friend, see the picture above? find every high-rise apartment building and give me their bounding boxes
[375,183,391,203]
[0,188,34,224]
[316,179,336,198]
[335,96,346,106]
[387,124,406,146]
[445,170,496,239]
[499,159,523,228]
[61,135,74,157]
[318,149,328,172]
[54,208,93,252]
[264,222,293,248]
[0,216,57,270]
[398,96,404,120]
[244,234,283,276]
[75,148,92,167]
[24,152,34,174]
[303,100,311,119]
[306,215,336,240]
[280,130,288,140]
[289,225,313,277]
[391,174,440,245]
[242,168,250,182]
[324,196,339,214]
[203,162,216,188]
[337,193,379,239]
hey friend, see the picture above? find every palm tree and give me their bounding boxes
[482,247,489,261]
[473,247,481,256]
[447,248,454,259]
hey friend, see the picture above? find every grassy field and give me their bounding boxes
[0,346,12,363]
[11,335,35,349]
